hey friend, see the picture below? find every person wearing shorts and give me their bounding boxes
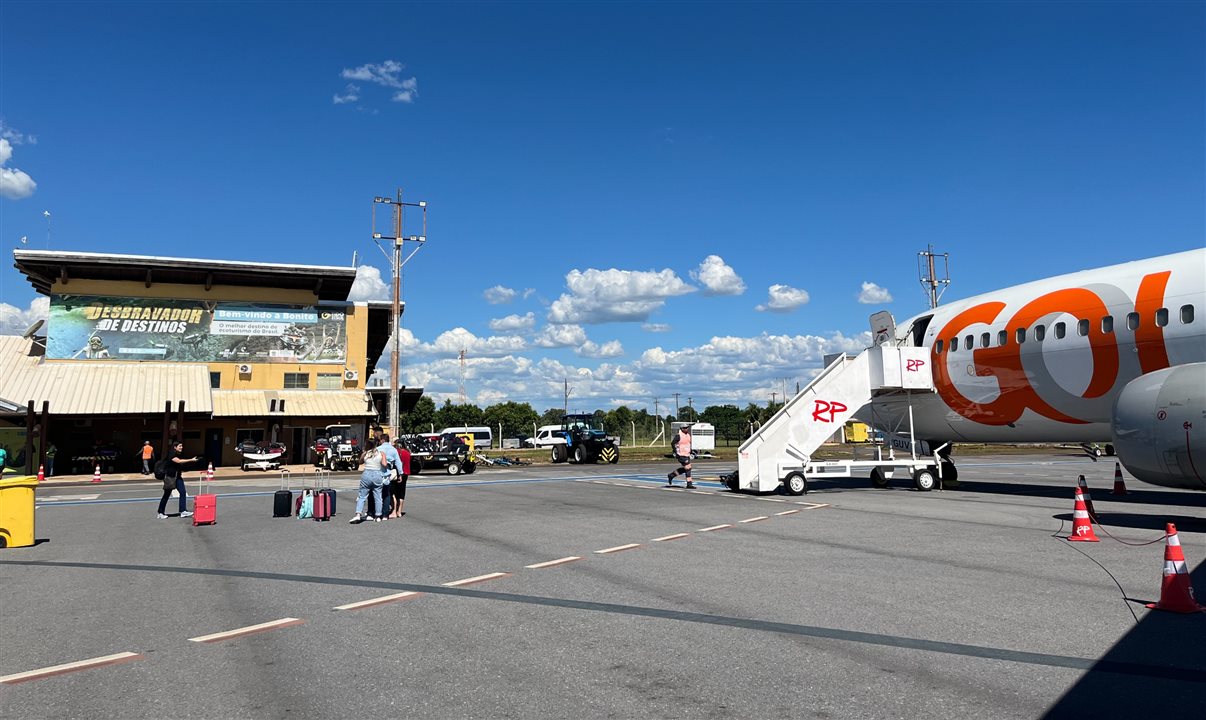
[389,444,411,518]
[667,425,694,489]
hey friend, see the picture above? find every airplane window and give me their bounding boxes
[1035,325,1046,341]
[1078,319,1090,336]
[980,332,990,348]
[1054,322,1066,339]
[1182,305,1195,324]
[951,337,959,352]
[1102,316,1114,334]
[997,330,1008,346]
[1015,328,1026,344]
[1156,308,1169,327]
[1126,312,1140,330]
[964,334,974,350]
[935,339,944,354]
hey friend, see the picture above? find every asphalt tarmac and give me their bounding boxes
[2,453,1204,719]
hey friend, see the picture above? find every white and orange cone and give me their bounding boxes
[36,464,45,482]
[1067,487,1099,542]
[207,462,214,483]
[1146,523,1206,613]
[1077,475,1098,520]
[91,464,102,483]
[1111,463,1128,496]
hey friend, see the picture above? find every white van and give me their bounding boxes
[438,426,492,451]
[526,425,566,448]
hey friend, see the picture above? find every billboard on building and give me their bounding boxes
[47,295,347,364]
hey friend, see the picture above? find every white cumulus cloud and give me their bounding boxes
[347,265,391,301]
[333,84,361,104]
[642,323,671,333]
[392,77,418,104]
[0,138,37,200]
[425,328,527,358]
[489,312,536,333]
[483,285,518,304]
[533,324,587,348]
[690,255,746,296]
[857,281,893,304]
[548,268,695,324]
[0,296,49,335]
[578,339,624,359]
[755,284,810,313]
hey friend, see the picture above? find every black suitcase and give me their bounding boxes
[273,470,293,517]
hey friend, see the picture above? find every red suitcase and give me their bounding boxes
[312,487,331,521]
[193,474,216,526]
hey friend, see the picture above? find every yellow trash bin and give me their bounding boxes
[0,475,37,548]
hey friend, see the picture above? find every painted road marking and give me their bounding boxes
[652,533,690,542]
[525,556,582,569]
[0,652,142,685]
[36,494,100,502]
[763,498,787,502]
[188,618,303,644]
[595,543,641,554]
[333,592,422,611]
[443,572,511,587]
[699,524,732,532]
[775,509,802,516]
[798,502,830,509]
[740,516,769,523]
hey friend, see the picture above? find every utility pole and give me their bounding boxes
[771,392,778,406]
[672,392,680,420]
[918,244,951,309]
[372,190,427,438]
[563,379,572,416]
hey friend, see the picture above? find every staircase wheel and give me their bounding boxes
[913,467,937,491]
[870,467,889,489]
[784,472,807,496]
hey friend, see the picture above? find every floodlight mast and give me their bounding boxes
[372,189,427,438]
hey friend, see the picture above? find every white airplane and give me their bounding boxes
[866,248,1206,490]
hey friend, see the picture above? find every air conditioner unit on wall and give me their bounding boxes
[237,364,252,375]
[343,370,359,381]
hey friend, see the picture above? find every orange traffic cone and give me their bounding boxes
[207,462,215,483]
[91,464,102,483]
[1067,487,1099,542]
[1077,475,1097,520]
[36,464,45,482]
[1111,463,1128,496]
[1146,523,1206,613]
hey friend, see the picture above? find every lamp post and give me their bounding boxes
[372,190,427,438]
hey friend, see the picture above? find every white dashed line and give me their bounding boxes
[775,509,802,516]
[698,524,732,532]
[740,516,769,523]
[595,543,641,554]
[652,533,690,542]
[188,618,304,643]
[443,572,511,587]
[525,556,582,569]
[333,592,422,611]
[0,652,142,685]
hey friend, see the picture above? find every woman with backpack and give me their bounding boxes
[156,440,200,519]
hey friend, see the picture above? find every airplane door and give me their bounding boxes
[870,311,896,345]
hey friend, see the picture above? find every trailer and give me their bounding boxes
[723,344,948,496]
[671,421,716,458]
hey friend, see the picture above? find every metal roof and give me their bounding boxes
[0,336,213,415]
[13,250,358,302]
[212,390,374,418]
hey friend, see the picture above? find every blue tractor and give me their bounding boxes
[549,414,619,464]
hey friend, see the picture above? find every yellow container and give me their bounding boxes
[0,476,37,548]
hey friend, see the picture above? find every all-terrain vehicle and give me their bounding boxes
[548,414,619,464]
[396,433,477,475]
[311,424,362,472]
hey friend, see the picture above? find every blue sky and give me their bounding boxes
[1,1,1202,413]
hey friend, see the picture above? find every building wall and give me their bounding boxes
[46,278,370,391]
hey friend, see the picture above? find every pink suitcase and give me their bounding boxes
[193,475,216,526]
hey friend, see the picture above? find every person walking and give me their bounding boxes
[375,434,402,520]
[667,424,695,489]
[156,441,199,519]
[389,442,412,518]
[140,441,155,475]
[45,442,57,477]
[349,439,390,524]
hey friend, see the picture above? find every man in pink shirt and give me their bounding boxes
[667,425,694,489]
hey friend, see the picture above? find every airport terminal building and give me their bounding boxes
[0,250,407,475]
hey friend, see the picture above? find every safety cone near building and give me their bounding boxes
[1077,475,1098,520]
[207,462,215,483]
[1146,523,1206,613]
[91,465,102,483]
[36,465,45,482]
[1067,487,1099,542]
[1111,463,1128,496]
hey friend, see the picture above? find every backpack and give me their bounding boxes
[153,458,167,481]
[297,490,314,519]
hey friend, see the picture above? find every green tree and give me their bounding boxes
[701,404,745,444]
[483,401,540,441]
[539,407,565,426]
[399,395,436,434]
[678,405,699,422]
[604,405,634,438]
[434,400,485,430]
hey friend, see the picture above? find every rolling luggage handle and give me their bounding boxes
[197,472,211,497]
[280,468,292,490]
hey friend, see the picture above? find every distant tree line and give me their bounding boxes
[396,397,788,446]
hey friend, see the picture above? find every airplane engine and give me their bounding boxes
[1111,363,1206,490]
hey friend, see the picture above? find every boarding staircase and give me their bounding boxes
[735,345,935,492]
